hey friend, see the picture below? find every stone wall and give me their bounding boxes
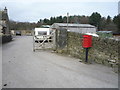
[56,32,119,72]
[1,35,12,44]
[89,37,119,64]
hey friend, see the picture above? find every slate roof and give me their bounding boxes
[51,23,95,28]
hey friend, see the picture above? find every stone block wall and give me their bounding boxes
[67,32,85,60]
[1,35,12,44]
[56,32,119,71]
[89,37,119,65]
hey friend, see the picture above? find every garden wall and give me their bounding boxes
[56,32,119,72]
[0,35,12,44]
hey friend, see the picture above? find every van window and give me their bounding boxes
[38,31,47,35]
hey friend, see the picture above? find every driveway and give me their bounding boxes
[2,36,118,88]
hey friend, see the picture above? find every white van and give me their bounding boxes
[34,28,51,42]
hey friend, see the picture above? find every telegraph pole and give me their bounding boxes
[67,12,69,52]
[67,12,69,30]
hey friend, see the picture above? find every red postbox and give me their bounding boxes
[82,35,92,62]
[82,35,92,48]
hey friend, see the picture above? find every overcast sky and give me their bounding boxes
[0,0,119,23]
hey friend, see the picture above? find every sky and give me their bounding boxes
[0,0,119,23]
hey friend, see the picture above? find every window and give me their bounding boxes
[38,31,47,35]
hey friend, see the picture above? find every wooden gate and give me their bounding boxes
[33,30,55,51]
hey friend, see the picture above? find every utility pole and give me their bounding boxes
[67,12,69,52]
[67,12,69,30]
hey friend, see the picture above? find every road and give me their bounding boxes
[2,36,118,88]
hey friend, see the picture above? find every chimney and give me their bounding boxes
[4,7,7,13]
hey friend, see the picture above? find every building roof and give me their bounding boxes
[0,7,9,27]
[0,7,9,20]
[51,23,95,28]
[97,31,112,33]
[42,25,51,28]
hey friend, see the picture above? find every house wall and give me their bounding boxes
[0,25,2,35]
[21,30,32,36]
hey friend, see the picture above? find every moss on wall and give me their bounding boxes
[56,32,119,71]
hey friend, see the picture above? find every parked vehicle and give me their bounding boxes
[34,28,52,42]
[16,31,21,36]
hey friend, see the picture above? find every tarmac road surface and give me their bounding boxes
[2,36,118,88]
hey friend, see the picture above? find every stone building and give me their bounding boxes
[0,24,2,36]
[0,7,10,35]
[0,11,2,36]
[0,7,12,43]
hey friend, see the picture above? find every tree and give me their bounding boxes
[99,17,107,30]
[56,16,63,23]
[72,15,79,23]
[106,15,112,24]
[105,23,118,32]
[38,19,43,24]
[9,20,37,30]
[69,16,74,23]
[63,16,67,23]
[43,18,50,25]
[50,17,55,24]
[113,14,120,33]
[89,12,101,30]
[79,16,89,24]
